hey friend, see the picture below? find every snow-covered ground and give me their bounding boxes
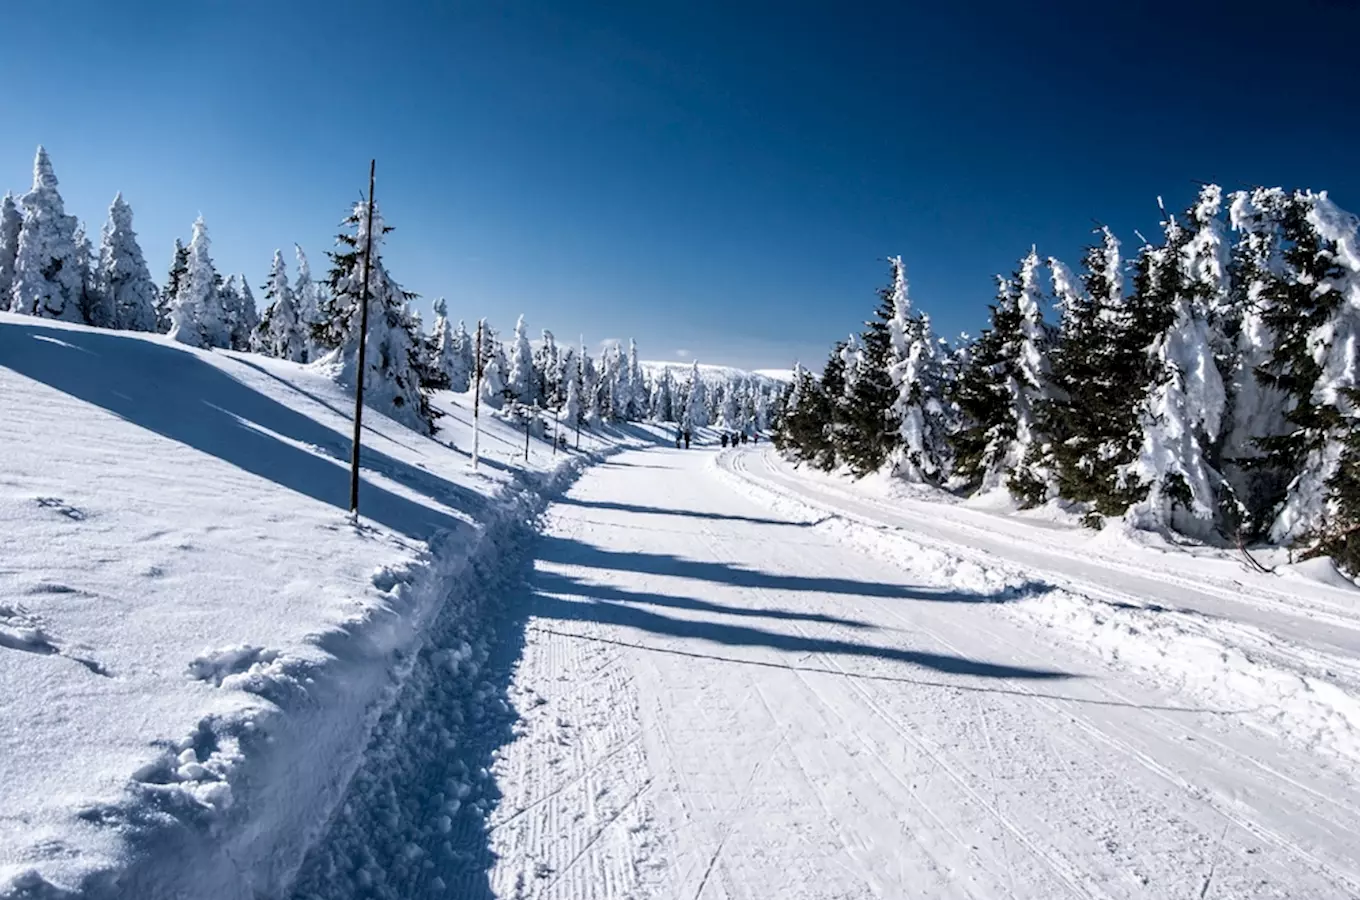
[0,313,660,898]
[481,444,1360,899]
[7,313,1360,898]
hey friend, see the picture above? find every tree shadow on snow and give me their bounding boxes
[555,496,820,528]
[0,322,485,542]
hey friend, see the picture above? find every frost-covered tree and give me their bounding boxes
[506,314,535,403]
[73,221,112,327]
[682,359,708,428]
[1122,207,1227,538]
[294,244,327,358]
[256,249,308,361]
[0,193,22,309]
[883,256,950,483]
[221,274,259,351]
[96,193,158,332]
[160,239,188,333]
[953,251,1050,493]
[449,320,473,392]
[167,217,228,348]
[624,339,644,419]
[1254,192,1360,548]
[651,366,675,421]
[317,199,435,434]
[420,298,456,389]
[11,147,83,321]
[535,330,561,406]
[564,370,583,429]
[477,325,508,410]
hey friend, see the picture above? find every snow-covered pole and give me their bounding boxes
[552,405,559,456]
[524,401,534,462]
[472,319,483,470]
[348,159,376,517]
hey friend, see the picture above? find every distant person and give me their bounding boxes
[720,434,728,448]
[752,432,758,444]
[683,429,691,449]
[741,433,748,445]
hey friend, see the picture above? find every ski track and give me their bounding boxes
[280,442,1360,899]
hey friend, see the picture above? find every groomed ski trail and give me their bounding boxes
[478,446,1360,899]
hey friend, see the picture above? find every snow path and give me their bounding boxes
[485,446,1360,899]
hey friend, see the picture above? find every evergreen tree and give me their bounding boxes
[882,257,950,483]
[317,199,435,434]
[1220,188,1294,536]
[776,362,836,468]
[507,314,535,403]
[1122,206,1227,537]
[294,244,326,358]
[225,274,259,351]
[833,262,902,476]
[652,366,675,421]
[1255,191,1360,546]
[73,221,112,327]
[448,319,473,392]
[420,298,455,389]
[564,371,583,430]
[683,359,708,428]
[11,146,83,321]
[167,217,226,348]
[160,239,188,333]
[256,249,308,361]
[0,193,21,309]
[625,339,644,419]
[535,330,561,406]
[96,193,158,332]
[953,253,1051,493]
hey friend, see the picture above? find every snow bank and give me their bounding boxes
[714,451,1360,767]
[0,314,657,899]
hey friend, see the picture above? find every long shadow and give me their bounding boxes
[534,569,876,629]
[0,322,484,541]
[537,534,1044,603]
[527,578,1070,680]
[556,496,812,528]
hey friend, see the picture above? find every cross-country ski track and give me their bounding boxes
[298,443,1360,900]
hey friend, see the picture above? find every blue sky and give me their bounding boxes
[3,1,1356,370]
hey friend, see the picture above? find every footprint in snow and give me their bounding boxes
[0,604,110,676]
[34,496,88,521]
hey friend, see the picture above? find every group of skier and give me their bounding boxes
[672,429,759,449]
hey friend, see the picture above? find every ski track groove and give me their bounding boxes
[724,448,1360,898]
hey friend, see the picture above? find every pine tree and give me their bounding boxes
[449,320,473,392]
[683,359,708,428]
[477,326,507,410]
[420,298,455,389]
[96,193,158,332]
[652,366,675,421]
[507,314,535,403]
[0,193,22,310]
[294,244,326,358]
[535,330,561,407]
[1256,191,1360,546]
[1220,188,1294,537]
[256,249,308,361]
[564,372,583,430]
[625,339,644,419]
[220,274,259,350]
[317,199,435,434]
[160,239,188,333]
[73,221,112,327]
[167,217,226,348]
[11,146,83,321]
[1122,205,1227,537]
[882,257,950,483]
[777,362,836,468]
[1031,229,1155,520]
[953,253,1051,493]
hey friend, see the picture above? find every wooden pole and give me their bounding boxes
[348,159,377,516]
[472,319,483,470]
[524,402,532,462]
[552,405,559,456]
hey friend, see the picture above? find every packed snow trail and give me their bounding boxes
[478,446,1360,899]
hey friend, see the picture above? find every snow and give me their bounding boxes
[7,312,1360,898]
[0,313,660,898]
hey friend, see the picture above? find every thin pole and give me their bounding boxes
[524,402,532,462]
[349,159,377,516]
[552,405,559,456]
[472,319,483,470]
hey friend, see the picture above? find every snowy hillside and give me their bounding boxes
[0,313,659,898]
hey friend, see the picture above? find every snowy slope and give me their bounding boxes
[639,361,784,389]
[0,313,659,899]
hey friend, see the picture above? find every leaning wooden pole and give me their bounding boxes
[472,319,483,470]
[348,159,377,516]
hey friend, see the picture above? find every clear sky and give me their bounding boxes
[3,1,1356,370]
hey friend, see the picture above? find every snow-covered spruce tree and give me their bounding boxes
[652,366,675,422]
[316,199,435,434]
[883,257,951,483]
[1219,188,1294,537]
[167,217,228,348]
[477,327,508,411]
[73,221,113,328]
[777,362,836,468]
[293,244,327,359]
[420,298,455,389]
[952,251,1050,493]
[1120,205,1227,538]
[1254,191,1360,551]
[835,264,902,477]
[256,249,308,361]
[720,381,741,429]
[216,274,241,347]
[160,239,188,333]
[0,193,22,308]
[228,275,259,351]
[625,339,644,419]
[506,314,535,403]
[11,146,83,321]
[96,193,158,332]
[564,370,583,430]
[446,320,473,392]
[683,359,708,429]
[535,330,561,406]
[1032,228,1155,521]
